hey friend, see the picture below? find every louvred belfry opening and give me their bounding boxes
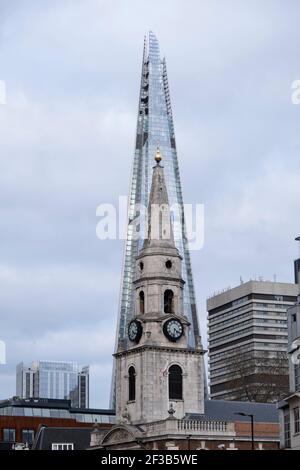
[164,289,174,314]
[139,291,145,314]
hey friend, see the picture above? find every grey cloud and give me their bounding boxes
[1,0,300,406]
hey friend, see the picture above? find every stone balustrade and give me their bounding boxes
[177,419,229,432]
[144,418,235,437]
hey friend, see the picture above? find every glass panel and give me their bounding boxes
[41,408,51,417]
[13,407,24,416]
[22,430,34,445]
[74,414,83,422]
[3,429,15,442]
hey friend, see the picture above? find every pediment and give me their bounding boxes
[101,424,144,445]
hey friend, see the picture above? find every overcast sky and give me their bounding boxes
[0,0,300,407]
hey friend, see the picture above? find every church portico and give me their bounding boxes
[95,417,237,450]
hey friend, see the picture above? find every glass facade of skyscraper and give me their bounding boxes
[38,361,79,402]
[16,361,89,408]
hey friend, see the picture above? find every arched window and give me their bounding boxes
[139,291,145,314]
[168,365,182,400]
[164,289,174,314]
[128,366,136,401]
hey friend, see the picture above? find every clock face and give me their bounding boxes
[163,319,183,342]
[128,320,142,343]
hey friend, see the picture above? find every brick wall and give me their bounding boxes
[0,416,112,443]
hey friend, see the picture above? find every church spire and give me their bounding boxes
[143,148,175,249]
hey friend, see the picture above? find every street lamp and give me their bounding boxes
[295,237,300,295]
[296,237,300,257]
[186,434,192,451]
[235,412,254,450]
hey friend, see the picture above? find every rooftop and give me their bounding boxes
[186,399,279,423]
[33,426,101,450]
[0,397,115,423]
[0,397,279,426]
[207,279,298,311]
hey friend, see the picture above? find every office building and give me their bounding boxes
[279,250,300,449]
[207,280,298,402]
[16,361,89,408]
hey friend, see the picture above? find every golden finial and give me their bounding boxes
[155,144,162,163]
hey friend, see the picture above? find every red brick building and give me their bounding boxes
[0,397,113,449]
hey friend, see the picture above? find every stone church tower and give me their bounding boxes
[115,148,205,425]
[90,150,279,451]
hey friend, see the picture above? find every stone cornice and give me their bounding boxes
[136,249,182,260]
[133,276,185,285]
[114,344,205,358]
[133,313,190,326]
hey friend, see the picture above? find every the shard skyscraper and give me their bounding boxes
[110,31,204,406]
